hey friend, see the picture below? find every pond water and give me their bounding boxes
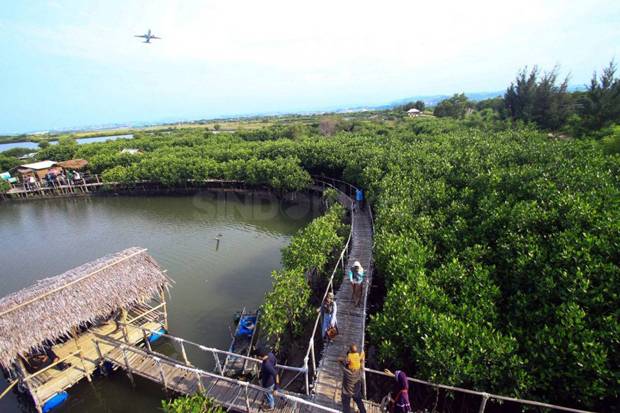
[0,192,319,412]
[0,134,134,153]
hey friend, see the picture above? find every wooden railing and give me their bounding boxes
[93,334,340,413]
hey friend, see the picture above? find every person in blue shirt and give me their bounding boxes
[348,261,365,307]
[355,188,364,210]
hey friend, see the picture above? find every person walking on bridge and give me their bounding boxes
[339,345,367,413]
[320,291,338,341]
[257,347,278,411]
[349,261,365,307]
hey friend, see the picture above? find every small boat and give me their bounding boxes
[221,308,260,377]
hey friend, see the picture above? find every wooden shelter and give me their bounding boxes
[0,247,172,412]
[15,160,60,182]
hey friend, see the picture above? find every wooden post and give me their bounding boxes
[244,385,251,412]
[195,371,205,393]
[17,358,42,413]
[142,329,153,352]
[72,327,92,382]
[179,340,191,366]
[154,358,167,390]
[310,338,316,373]
[159,287,169,330]
[120,309,130,343]
[479,393,490,413]
[121,346,135,386]
[213,353,224,375]
[304,356,310,395]
[94,340,107,376]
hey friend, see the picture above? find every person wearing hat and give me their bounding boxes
[320,291,338,341]
[256,346,278,411]
[348,260,365,307]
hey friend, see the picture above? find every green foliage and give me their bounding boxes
[0,154,21,171]
[578,61,620,132]
[0,179,10,192]
[367,126,620,410]
[504,66,572,130]
[161,394,225,413]
[36,138,78,161]
[600,124,620,155]
[2,147,33,158]
[433,93,474,118]
[261,203,346,345]
[19,107,618,409]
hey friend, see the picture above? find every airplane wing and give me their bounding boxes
[134,34,148,38]
[151,35,162,40]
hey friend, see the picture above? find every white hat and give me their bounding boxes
[353,261,361,268]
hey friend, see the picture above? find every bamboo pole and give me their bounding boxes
[142,329,153,352]
[121,346,134,386]
[17,358,42,413]
[120,309,130,343]
[179,340,191,366]
[479,393,490,413]
[154,357,167,390]
[159,287,169,330]
[72,327,92,382]
[303,356,309,395]
[244,386,251,413]
[94,340,107,376]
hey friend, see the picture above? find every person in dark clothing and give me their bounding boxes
[257,347,278,410]
[384,369,412,413]
[339,353,367,413]
[22,346,60,374]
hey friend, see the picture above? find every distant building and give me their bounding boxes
[121,148,141,155]
[407,108,422,117]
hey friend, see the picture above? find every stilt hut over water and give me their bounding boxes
[0,247,173,413]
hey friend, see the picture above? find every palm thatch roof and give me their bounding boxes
[0,247,173,368]
[58,159,88,170]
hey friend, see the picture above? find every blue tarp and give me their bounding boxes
[237,315,256,336]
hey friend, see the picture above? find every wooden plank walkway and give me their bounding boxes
[98,334,314,413]
[308,190,377,413]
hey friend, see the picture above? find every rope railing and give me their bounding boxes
[93,336,340,413]
[112,324,304,374]
[364,368,596,413]
[303,177,356,387]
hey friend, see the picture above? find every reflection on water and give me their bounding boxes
[0,193,319,412]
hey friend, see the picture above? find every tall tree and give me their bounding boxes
[433,93,473,118]
[504,66,572,130]
[578,60,620,131]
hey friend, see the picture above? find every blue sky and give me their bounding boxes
[1,0,619,134]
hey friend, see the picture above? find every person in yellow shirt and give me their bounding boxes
[345,344,364,371]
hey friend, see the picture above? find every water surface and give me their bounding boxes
[0,192,318,412]
[0,134,134,153]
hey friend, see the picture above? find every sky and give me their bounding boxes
[1,0,619,134]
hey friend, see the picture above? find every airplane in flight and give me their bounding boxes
[134,29,161,43]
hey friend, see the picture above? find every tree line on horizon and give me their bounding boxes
[428,60,620,152]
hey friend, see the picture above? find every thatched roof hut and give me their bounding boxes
[58,159,88,170]
[0,247,172,368]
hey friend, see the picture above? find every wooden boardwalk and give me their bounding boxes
[309,193,377,412]
[97,334,324,413]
